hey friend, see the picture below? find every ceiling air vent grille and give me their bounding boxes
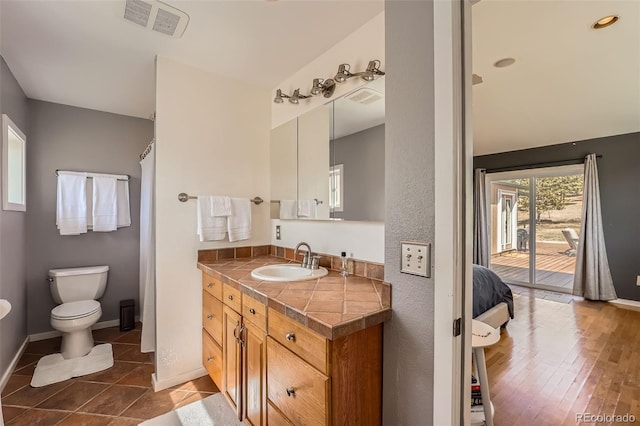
[346,88,384,105]
[123,0,189,39]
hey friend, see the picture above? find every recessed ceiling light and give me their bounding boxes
[493,58,516,68]
[593,15,619,29]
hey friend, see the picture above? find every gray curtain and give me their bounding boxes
[573,154,617,301]
[473,168,490,267]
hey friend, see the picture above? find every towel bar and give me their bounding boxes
[55,170,129,182]
[178,193,263,205]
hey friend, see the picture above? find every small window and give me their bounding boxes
[2,114,26,211]
[329,164,344,212]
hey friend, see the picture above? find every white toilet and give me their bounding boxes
[48,265,109,359]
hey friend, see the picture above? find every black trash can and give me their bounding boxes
[120,299,135,332]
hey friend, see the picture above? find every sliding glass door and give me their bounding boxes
[487,165,583,292]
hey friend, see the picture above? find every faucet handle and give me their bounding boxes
[311,255,320,270]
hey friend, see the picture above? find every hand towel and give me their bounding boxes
[56,172,88,235]
[279,200,297,219]
[210,196,231,217]
[228,198,251,242]
[298,199,317,219]
[92,176,118,232]
[116,180,131,227]
[197,196,227,242]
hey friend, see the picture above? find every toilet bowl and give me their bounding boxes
[51,300,102,359]
[48,266,109,359]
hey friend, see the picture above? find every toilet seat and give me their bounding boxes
[51,300,101,320]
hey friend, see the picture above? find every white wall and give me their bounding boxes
[271,12,385,129]
[154,57,271,388]
[271,219,384,263]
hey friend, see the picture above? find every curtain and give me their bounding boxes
[473,168,490,267]
[139,143,156,353]
[573,154,617,301]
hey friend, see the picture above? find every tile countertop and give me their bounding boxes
[197,255,392,341]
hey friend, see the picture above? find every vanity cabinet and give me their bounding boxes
[201,267,385,425]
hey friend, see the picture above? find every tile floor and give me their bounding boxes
[2,323,220,425]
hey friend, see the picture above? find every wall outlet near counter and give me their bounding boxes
[276,225,281,240]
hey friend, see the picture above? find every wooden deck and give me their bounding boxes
[490,241,576,291]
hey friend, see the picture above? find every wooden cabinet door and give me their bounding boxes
[222,305,242,420]
[243,321,267,426]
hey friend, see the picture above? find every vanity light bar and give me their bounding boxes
[273,59,384,104]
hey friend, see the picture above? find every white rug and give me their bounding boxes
[30,343,114,387]
[140,393,244,426]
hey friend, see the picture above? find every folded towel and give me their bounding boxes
[228,198,251,242]
[92,176,118,232]
[210,196,231,217]
[197,196,227,242]
[298,199,317,219]
[56,172,88,235]
[279,200,297,219]
[116,180,131,227]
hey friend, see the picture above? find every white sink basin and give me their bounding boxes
[0,299,11,320]
[251,264,328,282]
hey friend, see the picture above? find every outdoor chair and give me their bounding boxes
[562,228,580,256]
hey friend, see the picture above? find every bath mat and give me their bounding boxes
[140,392,244,426]
[30,343,113,387]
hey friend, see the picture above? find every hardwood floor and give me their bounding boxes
[485,288,640,425]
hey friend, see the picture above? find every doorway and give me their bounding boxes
[487,164,584,292]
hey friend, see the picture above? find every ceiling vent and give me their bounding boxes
[124,0,189,38]
[346,88,384,105]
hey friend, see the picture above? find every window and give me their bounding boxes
[329,164,343,212]
[2,114,26,211]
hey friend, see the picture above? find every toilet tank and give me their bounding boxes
[49,266,109,304]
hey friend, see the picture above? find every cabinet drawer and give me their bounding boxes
[202,330,222,390]
[242,295,266,332]
[202,273,223,300]
[267,401,293,426]
[267,337,329,426]
[268,308,329,375]
[223,283,242,313]
[202,291,223,345]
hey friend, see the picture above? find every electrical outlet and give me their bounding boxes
[400,242,431,277]
[636,275,640,286]
[276,225,281,240]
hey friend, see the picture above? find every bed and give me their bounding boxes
[473,264,514,329]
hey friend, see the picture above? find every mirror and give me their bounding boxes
[269,77,385,221]
[2,114,27,212]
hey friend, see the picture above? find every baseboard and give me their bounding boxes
[29,315,141,342]
[152,366,207,392]
[0,336,29,392]
[609,298,640,311]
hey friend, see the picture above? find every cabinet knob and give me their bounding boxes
[249,308,256,315]
[285,332,295,341]
[286,387,295,397]
[228,295,233,300]
[207,356,213,362]
[207,282,213,288]
[207,314,213,320]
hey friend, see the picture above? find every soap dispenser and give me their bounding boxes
[340,251,349,277]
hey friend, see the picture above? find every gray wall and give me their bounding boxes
[474,132,640,301]
[331,124,385,221]
[26,100,153,334]
[0,56,28,380]
[384,2,435,424]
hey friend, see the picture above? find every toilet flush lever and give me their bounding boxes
[46,277,54,282]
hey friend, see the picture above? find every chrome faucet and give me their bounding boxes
[294,242,319,269]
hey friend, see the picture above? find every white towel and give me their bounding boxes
[298,199,317,219]
[92,176,118,232]
[56,172,88,235]
[116,180,131,227]
[279,200,297,219]
[228,198,251,242]
[197,196,227,242]
[210,196,231,217]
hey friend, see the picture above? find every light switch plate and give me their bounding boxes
[636,275,640,286]
[400,242,430,277]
